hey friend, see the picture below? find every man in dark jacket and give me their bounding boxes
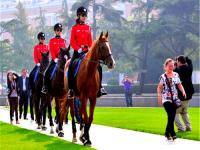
[174,56,194,131]
[18,68,30,120]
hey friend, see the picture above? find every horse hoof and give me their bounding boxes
[54,119,58,124]
[50,130,54,134]
[42,126,47,131]
[37,125,42,129]
[84,140,92,146]
[72,138,77,143]
[79,135,86,144]
[58,131,64,137]
[56,128,59,133]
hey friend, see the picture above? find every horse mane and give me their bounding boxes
[85,40,98,59]
[86,35,108,60]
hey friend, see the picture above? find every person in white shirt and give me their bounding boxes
[157,58,186,141]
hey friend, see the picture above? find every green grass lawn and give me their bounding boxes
[0,121,94,150]
[92,107,200,141]
[38,106,200,141]
[2,106,199,141]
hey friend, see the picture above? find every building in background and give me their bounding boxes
[0,0,135,40]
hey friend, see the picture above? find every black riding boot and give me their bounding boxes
[67,52,79,98]
[41,61,54,94]
[97,65,107,98]
[41,77,48,94]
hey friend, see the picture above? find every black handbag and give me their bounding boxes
[164,74,181,108]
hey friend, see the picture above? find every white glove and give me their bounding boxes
[64,55,68,60]
[78,48,83,53]
[54,58,58,63]
[37,63,40,66]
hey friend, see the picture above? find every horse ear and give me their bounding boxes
[46,51,49,56]
[60,47,64,52]
[99,31,103,40]
[105,31,109,38]
[67,45,70,51]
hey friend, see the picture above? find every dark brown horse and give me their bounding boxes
[74,32,115,146]
[30,52,54,133]
[47,46,77,141]
[59,61,78,142]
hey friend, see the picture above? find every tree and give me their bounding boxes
[35,7,54,42]
[153,0,199,56]
[58,0,199,90]
[0,37,13,82]
[9,2,34,72]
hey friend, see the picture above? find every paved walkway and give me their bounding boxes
[0,108,199,150]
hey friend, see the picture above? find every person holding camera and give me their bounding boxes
[174,56,194,131]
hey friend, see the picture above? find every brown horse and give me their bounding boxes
[74,32,115,146]
[47,46,77,141]
[59,60,78,142]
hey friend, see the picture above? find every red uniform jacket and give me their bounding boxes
[49,37,67,60]
[33,43,49,64]
[70,23,92,51]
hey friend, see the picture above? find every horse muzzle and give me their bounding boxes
[107,60,115,69]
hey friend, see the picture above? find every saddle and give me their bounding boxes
[66,54,85,96]
[50,64,58,80]
[34,67,40,82]
[73,54,85,77]
[66,53,85,78]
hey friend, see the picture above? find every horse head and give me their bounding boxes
[97,31,115,69]
[57,45,71,67]
[40,51,49,73]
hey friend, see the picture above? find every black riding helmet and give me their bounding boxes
[37,32,45,40]
[77,6,87,17]
[54,23,62,32]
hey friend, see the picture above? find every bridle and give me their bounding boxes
[38,59,49,75]
[55,54,70,73]
[84,40,113,65]
[98,41,113,65]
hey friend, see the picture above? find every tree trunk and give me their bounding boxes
[92,0,97,39]
[136,2,150,95]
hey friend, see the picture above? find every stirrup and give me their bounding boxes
[97,88,107,98]
[101,88,107,95]
[41,87,48,94]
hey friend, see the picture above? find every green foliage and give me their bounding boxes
[0,39,13,72]
[34,8,54,43]
[0,0,199,84]
[0,2,34,72]
[107,78,119,85]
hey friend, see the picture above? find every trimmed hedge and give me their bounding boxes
[104,84,200,94]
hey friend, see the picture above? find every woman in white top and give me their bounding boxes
[157,58,186,140]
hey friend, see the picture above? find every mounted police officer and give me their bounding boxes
[68,6,107,98]
[31,32,49,74]
[41,23,67,94]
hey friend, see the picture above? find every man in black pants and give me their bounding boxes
[174,56,194,131]
[29,94,34,121]
[18,68,30,120]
